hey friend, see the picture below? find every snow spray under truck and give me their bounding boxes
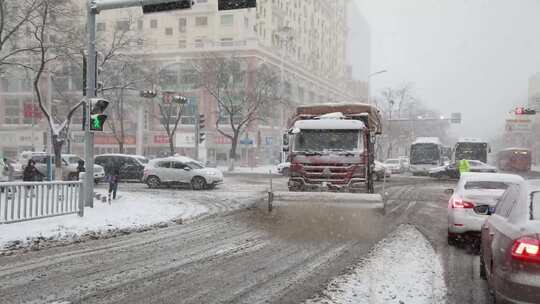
[283,103,382,193]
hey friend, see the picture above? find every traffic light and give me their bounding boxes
[90,99,109,132]
[218,0,256,10]
[515,107,536,115]
[140,90,157,98]
[172,95,188,105]
[198,113,206,143]
[142,0,193,14]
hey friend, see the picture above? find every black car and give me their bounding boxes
[94,154,148,182]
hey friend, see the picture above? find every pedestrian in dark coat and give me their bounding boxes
[23,160,44,182]
[106,160,120,201]
[76,159,85,179]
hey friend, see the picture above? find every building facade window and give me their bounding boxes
[195,16,208,27]
[4,99,21,124]
[150,19,158,28]
[137,19,143,30]
[220,14,233,26]
[116,20,130,32]
[220,38,233,46]
[178,40,187,48]
[165,27,173,35]
[194,39,204,48]
[178,18,187,32]
[97,22,106,32]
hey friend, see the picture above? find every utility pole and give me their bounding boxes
[84,3,96,207]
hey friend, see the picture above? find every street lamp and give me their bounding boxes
[367,69,388,104]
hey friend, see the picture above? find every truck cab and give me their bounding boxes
[284,104,382,193]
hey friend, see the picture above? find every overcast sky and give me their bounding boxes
[352,0,540,140]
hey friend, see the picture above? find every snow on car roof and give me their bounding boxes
[293,119,365,130]
[412,137,441,144]
[460,172,524,184]
[150,156,197,163]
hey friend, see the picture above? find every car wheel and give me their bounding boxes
[282,168,289,176]
[146,176,161,188]
[447,233,457,246]
[191,176,207,190]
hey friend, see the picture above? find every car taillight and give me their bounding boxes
[511,237,540,263]
[144,169,149,175]
[450,197,475,209]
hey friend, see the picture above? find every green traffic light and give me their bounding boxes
[92,117,101,129]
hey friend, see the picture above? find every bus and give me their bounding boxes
[409,137,444,176]
[497,148,532,172]
[454,138,490,163]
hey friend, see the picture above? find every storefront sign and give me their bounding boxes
[175,133,195,148]
[154,134,170,144]
[94,134,136,145]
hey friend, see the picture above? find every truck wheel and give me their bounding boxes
[282,168,289,176]
[191,176,207,190]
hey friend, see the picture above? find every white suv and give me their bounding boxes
[143,156,223,190]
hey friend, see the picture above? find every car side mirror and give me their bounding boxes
[183,167,192,171]
[444,188,454,195]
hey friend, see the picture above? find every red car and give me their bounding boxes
[480,180,540,303]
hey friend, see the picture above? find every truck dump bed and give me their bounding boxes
[294,103,382,134]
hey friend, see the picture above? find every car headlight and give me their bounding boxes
[206,171,217,176]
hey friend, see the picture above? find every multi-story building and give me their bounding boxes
[0,0,370,165]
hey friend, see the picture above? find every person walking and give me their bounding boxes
[4,158,14,182]
[458,158,470,176]
[106,160,120,202]
[23,159,44,197]
[76,159,85,179]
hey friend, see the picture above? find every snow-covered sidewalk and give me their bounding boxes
[0,188,259,252]
[305,225,447,304]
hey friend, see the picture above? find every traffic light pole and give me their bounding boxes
[84,4,97,208]
[194,102,199,161]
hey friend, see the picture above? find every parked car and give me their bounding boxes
[62,154,105,182]
[276,162,290,176]
[374,161,391,181]
[429,160,497,179]
[480,179,540,303]
[94,154,147,182]
[23,153,104,182]
[143,156,223,190]
[399,156,410,169]
[447,172,523,246]
[383,158,402,174]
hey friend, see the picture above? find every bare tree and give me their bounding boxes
[194,55,281,171]
[26,0,83,178]
[0,0,41,70]
[157,94,187,156]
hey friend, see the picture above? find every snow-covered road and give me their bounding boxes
[305,225,446,304]
[0,181,267,252]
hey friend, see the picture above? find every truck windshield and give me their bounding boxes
[294,129,361,153]
[410,144,440,165]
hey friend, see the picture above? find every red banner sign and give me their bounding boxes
[154,135,170,144]
[23,103,43,119]
[94,134,136,145]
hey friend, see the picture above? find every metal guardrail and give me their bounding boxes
[0,181,84,224]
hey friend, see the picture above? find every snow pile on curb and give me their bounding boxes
[0,190,209,252]
[305,225,447,304]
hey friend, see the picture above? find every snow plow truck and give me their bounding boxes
[264,104,385,238]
